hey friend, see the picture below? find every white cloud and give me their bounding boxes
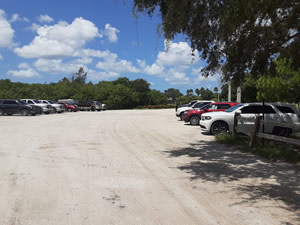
[157,41,198,66]
[140,41,199,84]
[18,63,30,69]
[144,63,164,75]
[192,67,221,83]
[96,54,139,73]
[87,69,119,81]
[9,14,29,23]
[77,49,113,58]
[73,57,93,65]
[103,24,119,43]
[7,68,39,78]
[34,58,80,74]
[0,9,15,48]
[164,68,190,85]
[15,17,101,58]
[38,14,54,23]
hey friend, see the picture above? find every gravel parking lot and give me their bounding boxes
[0,109,299,225]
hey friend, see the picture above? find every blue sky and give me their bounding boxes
[0,0,220,94]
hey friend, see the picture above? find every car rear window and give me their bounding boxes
[275,106,295,114]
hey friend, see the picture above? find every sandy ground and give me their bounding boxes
[0,109,299,225]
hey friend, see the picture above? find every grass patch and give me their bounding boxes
[215,133,300,163]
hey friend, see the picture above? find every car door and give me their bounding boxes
[237,105,262,135]
[3,100,19,114]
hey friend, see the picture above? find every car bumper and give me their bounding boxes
[183,114,190,122]
[199,120,211,132]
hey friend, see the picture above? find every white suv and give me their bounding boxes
[40,100,65,113]
[200,103,300,136]
[176,100,212,120]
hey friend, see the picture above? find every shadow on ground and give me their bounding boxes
[164,140,300,212]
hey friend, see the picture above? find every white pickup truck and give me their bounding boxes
[21,99,53,114]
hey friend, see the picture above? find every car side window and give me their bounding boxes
[241,106,261,114]
[275,106,295,114]
[218,104,231,109]
[3,100,17,105]
[262,106,276,113]
[28,100,34,104]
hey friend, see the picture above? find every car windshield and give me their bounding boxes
[33,99,41,103]
[48,100,56,104]
[225,104,243,112]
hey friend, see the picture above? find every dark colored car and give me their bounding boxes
[182,102,239,125]
[58,102,79,112]
[0,99,36,116]
[77,100,102,111]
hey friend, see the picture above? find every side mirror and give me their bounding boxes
[235,110,242,115]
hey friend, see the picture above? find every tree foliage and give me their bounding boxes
[257,58,300,102]
[134,0,300,83]
[0,77,170,109]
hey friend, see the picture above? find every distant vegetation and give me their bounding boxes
[0,74,216,109]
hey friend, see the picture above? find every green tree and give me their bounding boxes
[257,58,300,103]
[71,67,87,84]
[148,89,168,105]
[199,88,214,100]
[131,78,151,105]
[195,88,200,96]
[164,88,183,102]
[186,88,193,96]
[134,0,300,82]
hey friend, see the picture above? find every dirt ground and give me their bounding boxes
[0,109,299,225]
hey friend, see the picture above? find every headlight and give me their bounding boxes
[204,116,212,120]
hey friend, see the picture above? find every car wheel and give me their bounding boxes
[190,116,200,125]
[180,113,185,121]
[67,108,72,112]
[52,108,57,113]
[21,109,29,116]
[91,107,95,111]
[210,121,228,135]
[0,109,4,116]
[273,127,291,137]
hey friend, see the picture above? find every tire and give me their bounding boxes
[0,109,4,116]
[180,113,185,121]
[21,109,29,116]
[190,115,200,125]
[272,127,291,137]
[67,108,72,112]
[210,121,229,135]
[91,107,95,111]
[52,108,57,113]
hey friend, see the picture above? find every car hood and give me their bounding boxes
[177,106,193,112]
[201,111,234,118]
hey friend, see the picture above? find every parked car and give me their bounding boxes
[182,102,239,125]
[40,100,64,113]
[0,99,36,116]
[101,103,108,111]
[176,100,199,111]
[200,103,300,136]
[77,100,102,111]
[21,99,52,114]
[176,100,213,120]
[57,102,79,112]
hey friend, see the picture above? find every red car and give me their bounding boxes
[182,102,239,125]
[58,102,79,112]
